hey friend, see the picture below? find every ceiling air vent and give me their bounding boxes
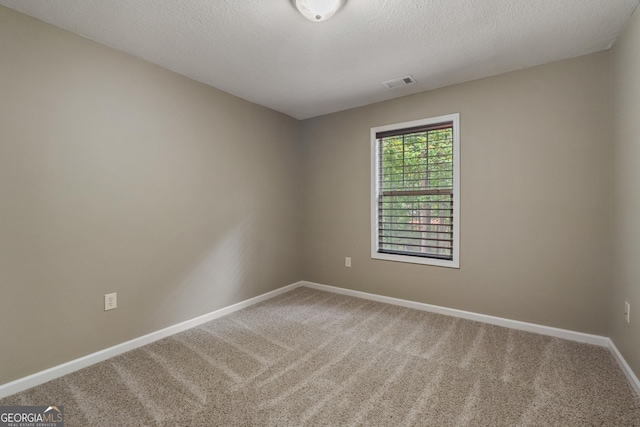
[382,75,416,89]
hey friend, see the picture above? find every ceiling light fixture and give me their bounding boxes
[295,0,341,22]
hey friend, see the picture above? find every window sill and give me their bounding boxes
[371,251,459,269]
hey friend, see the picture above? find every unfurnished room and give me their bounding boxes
[1,0,640,425]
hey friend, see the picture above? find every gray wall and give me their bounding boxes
[0,7,301,384]
[3,2,638,388]
[300,52,612,336]
[612,7,640,377]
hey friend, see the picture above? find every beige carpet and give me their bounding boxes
[2,287,639,426]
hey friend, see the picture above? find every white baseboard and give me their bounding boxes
[301,281,640,396]
[3,279,639,400]
[0,281,304,400]
[301,281,609,346]
[608,339,640,396]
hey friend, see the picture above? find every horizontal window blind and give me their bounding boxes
[377,122,454,260]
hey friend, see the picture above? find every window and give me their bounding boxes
[371,114,460,268]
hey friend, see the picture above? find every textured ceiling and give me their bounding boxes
[1,0,638,119]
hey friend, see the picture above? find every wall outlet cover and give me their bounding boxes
[625,301,630,323]
[105,293,117,311]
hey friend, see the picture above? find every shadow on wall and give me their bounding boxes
[154,214,257,325]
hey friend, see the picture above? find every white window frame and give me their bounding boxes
[370,113,460,268]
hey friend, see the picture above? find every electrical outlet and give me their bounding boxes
[345,257,351,267]
[105,292,117,311]
[625,301,630,323]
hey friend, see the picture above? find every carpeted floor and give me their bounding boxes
[2,286,639,426]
